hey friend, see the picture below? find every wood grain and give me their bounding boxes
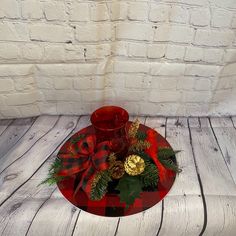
[0,115,235,236]
[0,118,36,158]
[0,116,78,206]
[157,117,204,236]
[210,117,236,183]
[0,116,81,236]
[189,117,236,236]
[0,119,13,136]
[0,116,59,173]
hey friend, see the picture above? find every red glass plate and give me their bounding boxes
[57,122,177,217]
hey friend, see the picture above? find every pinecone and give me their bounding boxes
[110,161,125,179]
[124,155,145,176]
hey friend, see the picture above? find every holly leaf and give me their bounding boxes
[116,175,142,208]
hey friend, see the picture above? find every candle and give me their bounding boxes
[91,106,129,158]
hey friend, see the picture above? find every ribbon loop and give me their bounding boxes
[57,134,111,197]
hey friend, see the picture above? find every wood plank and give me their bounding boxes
[0,148,57,236]
[0,118,35,158]
[26,198,79,236]
[0,116,86,236]
[189,117,236,236]
[116,117,165,236]
[0,119,13,136]
[0,116,78,205]
[0,116,59,173]
[210,117,236,183]
[72,214,118,236]
[16,116,92,236]
[231,117,236,128]
[157,117,204,235]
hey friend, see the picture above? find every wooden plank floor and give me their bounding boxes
[0,115,236,236]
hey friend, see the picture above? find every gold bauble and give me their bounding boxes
[110,161,125,179]
[124,155,145,176]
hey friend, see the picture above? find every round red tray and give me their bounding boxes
[57,122,176,217]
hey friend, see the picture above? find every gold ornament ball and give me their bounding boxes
[124,155,145,176]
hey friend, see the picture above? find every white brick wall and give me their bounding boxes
[0,0,236,118]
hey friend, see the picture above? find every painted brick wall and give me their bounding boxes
[0,0,236,118]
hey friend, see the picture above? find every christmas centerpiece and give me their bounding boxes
[42,106,181,216]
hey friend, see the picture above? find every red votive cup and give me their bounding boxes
[90,106,129,158]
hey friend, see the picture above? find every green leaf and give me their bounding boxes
[90,170,112,201]
[158,147,181,173]
[140,161,159,188]
[116,175,142,208]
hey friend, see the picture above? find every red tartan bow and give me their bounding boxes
[57,134,110,198]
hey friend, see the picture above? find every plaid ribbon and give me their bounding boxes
[57,134,110,197]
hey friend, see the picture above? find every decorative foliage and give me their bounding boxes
[116,175,142,207]
[140,161,159,188]
[128,140,150,153]
[110,161,125,179]
[90,170,112,201]
[108,152,117,164]
[42,118,181,208]
[158,147,181,173]
[124,155,145,176]
[136,130,147,141]
[128,119,140,138]
[40,158,64,186]
[127,119,150,153]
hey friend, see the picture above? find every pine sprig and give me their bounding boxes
[158,147,181,173]
[129,140,150,153]
[136,130,147,140]
[39,158,65,186]
[90,170,112,201]
[135,151,154,163]
[159,158,181,173]
[140,161,159,188]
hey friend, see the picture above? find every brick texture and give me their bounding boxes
[0,0,235,118]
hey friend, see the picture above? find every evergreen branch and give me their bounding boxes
[129,140,150,153]
[90,170,112,201]
[39,158,65,186]
[134,151,154,164]
[158,147,181,160]
[140,161,159,188]
[136,130,147,140]
[158,147,181,173]
[159,158,182,173]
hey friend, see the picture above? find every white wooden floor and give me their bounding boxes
[0,116,236,236]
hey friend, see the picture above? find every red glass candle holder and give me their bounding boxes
[90,106,129,158]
